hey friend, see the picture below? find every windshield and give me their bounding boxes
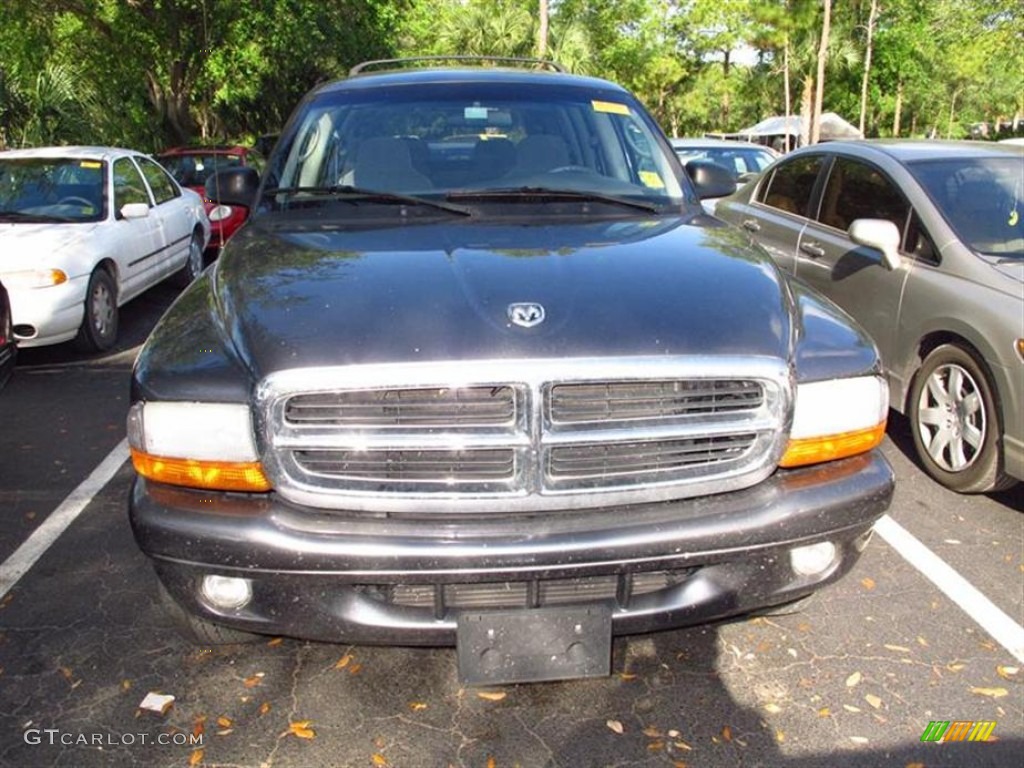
[158,153,245,188]
[908,156,1024,257]
[263,81,688,213]
[0,157,106,223]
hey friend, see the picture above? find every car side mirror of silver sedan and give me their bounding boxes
[848,218,902,271]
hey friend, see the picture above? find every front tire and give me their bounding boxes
[176,230,205,287]
[73,268,118,352]
[909,344,1013,493]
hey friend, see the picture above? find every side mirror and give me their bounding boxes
[120,202,150,219]
[848,219,902,271]
[207,167,260,209]
[685,160,738,200]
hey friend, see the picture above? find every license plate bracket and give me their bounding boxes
[457,604,612,685]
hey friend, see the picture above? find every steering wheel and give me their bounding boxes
[549,165,593,174]
[57,196,94,208]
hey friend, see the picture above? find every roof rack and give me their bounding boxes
[349,56,567,77]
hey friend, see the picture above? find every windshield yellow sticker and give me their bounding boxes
[79,161,102,169]
[592,100,630,116]
[639,170,665,189]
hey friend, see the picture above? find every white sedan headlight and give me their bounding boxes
[1,269,68,288]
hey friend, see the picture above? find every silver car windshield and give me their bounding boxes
[266,84,686,211]
[908,157,1024,257]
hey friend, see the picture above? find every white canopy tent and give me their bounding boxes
[734,112,863,145]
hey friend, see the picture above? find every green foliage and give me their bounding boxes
[0,0,1018,150]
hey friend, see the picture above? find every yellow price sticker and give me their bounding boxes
[592,100,630,116]
[79,161,102,169]
[638,170,665,189]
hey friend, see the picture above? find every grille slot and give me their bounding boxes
[550,380,763,424]
[294,448,515,482]
[549,434,757,480]
[286,386,515,427]
[387,571,683,610]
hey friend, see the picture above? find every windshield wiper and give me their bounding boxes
[263,185,472,216]
[0,210,76,223]
[446,187,661,213]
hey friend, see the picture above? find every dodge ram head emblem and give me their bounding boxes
[507,302,546,328]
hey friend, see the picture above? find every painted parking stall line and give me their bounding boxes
[0,439,129,600]
[875,513,1024,663]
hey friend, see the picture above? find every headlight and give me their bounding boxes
[779,376,888,468]
[127,402,271,492]
[207,205,233,222]
[1,269,68,288]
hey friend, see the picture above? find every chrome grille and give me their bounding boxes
[257,357,790,513]
[286,386,515,427]
[550,380,763,423]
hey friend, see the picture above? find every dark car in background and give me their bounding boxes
[0,279,15,389]
[128,58,893,685]
[157,145,263,253]
[671,138,779,212]
[716,140,1023,494]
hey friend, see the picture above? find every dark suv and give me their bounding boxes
[128,59,893,684]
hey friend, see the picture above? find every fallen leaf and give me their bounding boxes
[846,672,862,688]
[673,739,692,751]
[259,702,271,716]
[865,694,882,709]
[944,539,961,545]
[59,666,73,680]
[486,757,496,768]
[193,717,206,738]
[477,691,506,702]
[673,763,688,768]
[619,672,637,681]
[335,655,352,669]
[189,749,204,767]
[905,763,925,768]
[642,726,662,738]
[371,755,387,766]
[348,663,363,675]
[647,741,665,752]
[216,729,233,737]
[216,716,232,728]
[267,637,283,647]
[121,679,132,692]
[288,720,316,739]
[970,686,1009,699]
[243,673,264,688]
[606,719,624,734]
[850,736,869,745]
[818,707,831,718]
[138,692,175,716]
[775,729,785,743]
[763,703,782,714]
[667,729,680,738]
[409,702,428,711]
[947,662,966,672]
[860,577,876,591]
[721,725,733,742]
[996,665,1019,680]
[884,644,911,653]
[916,636,929,647]
[843,705,861,713]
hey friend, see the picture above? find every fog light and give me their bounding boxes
[790,541,837,577]
[200,575,252,610]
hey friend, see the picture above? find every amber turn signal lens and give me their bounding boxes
[779,422,887,468]
[131,448,271,492]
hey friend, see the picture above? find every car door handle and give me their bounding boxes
[742,219,761,232]
[800,241,825,258]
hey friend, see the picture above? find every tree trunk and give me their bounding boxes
[858,0,878,136]
[947,88,959,139]
[537,0,549,59]
[892,80,903,137]
[800,76,814,148]
[783,39,792,151]
[722,50,731,126]
[811,0,832,145]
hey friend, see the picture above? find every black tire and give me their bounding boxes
[175,230,205,287]
[73,268,118,352]
[156,582,260,645]
[908,344,1015,493]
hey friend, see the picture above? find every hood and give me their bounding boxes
[989,259,1024,285]
[0,222,99,268]
[212,214,793,379]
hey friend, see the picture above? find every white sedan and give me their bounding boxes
[0,146,210,351]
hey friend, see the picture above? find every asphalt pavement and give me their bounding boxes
[0,282,1020,768]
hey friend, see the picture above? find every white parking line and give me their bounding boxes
[0,439,129,600]
[874,514,1024,663]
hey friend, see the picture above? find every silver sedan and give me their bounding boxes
[716,140,1023,493]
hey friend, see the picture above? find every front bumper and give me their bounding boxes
[131,451,893,646]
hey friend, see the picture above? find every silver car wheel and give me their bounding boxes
[915,362,985,473]
[90,277,115,339]
[187,233,204,280]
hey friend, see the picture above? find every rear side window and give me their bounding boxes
[136,157,181,205]
[755,155,825,216]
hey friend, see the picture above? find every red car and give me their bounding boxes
[157,146,263,252]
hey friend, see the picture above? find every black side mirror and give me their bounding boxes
[685,160,738,200]
[206,167,260,209]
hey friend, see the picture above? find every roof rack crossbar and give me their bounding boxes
[349,56,567,77]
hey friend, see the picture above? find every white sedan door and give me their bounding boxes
[134,156,196,283]
[110,156,163,301]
